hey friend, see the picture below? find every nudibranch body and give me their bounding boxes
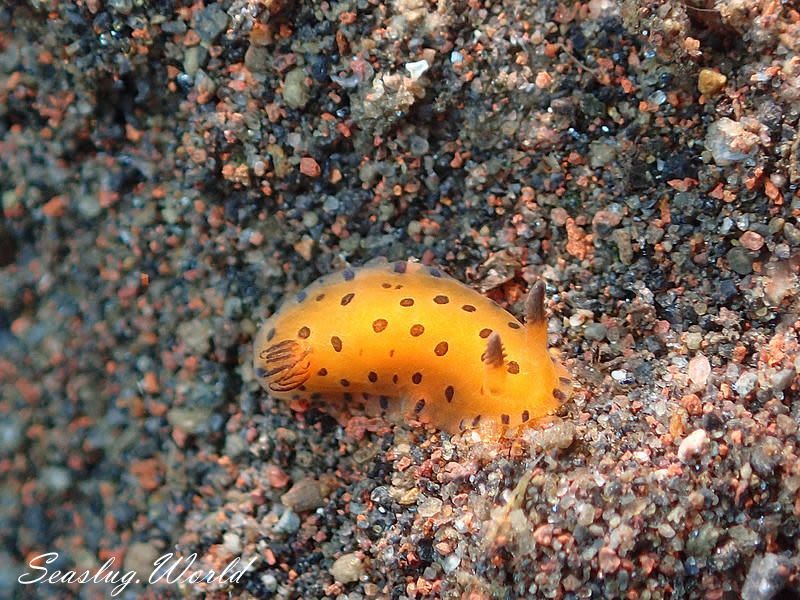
[253,259,572,435]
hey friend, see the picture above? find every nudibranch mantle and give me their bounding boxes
[253,259,572,434]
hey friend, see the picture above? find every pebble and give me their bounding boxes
[531,421,576,451]
[274,509,301,535]
[750,436,783,478]
[266,464,290,488]
[589,139,617,167]
[322,196,340,212]
[222,532,242,554]
[776,414,797,436]
[698,68,727,96]
[569,310,594,328]
[685,332,703,351]
[261,574,279,593]
[611,369,630,383]
[396,487,419,505]
[369,485,392,506]
[734,371,759,397]
[613,229,633,265]
[408,135,429,156]
[576,502,595,526]
[584,322,607,341]
[223,434,247,458]
[688,353,711,387]
[648,90,666,106]
[329,553,364,583]
[417,495,443,518]
[741,554,795,600]
[591,209,622,233]
[706,118,759,165]
[686,523,721,557]
[41,466,72,494]
[77,194,101,218]
[284,68,311,109]
[739,231,764,251]
[183,46,205,76]
[299,156,321,177]
[405,59,429,81]
[441,553,461,573]
[535,70,553,89]
[678,429,708,463]
[223,297,242,319]
[562,574,581,592]
[727,246,753,275]
[177,319,211,355]
[783,222,800,246]
[729,525,760,550]
[657,523,676,538]
[244,44,269,72]
[0,419,21,453]
[771,368,795,391]
[167,407,212,434]
[598,546,620,573]
[281,477,325,512]
[193,4,229,45]
[108,0,133,14]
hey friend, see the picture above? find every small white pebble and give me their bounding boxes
[611,369,628,383]
[657,523,676,538]
[678,429,708,463]
[688,353,711,387]
[705,117,761,166]
[442,552,461,573]
[450,51,463,64]
[417,495,443,518]
[734,371,759,397]
[576,502,595,526]
[648,90,666,106]
[569,309,594,328]
[405,59,429,81]
[222,532,241,554]
[261,573,278,593]
[329,553,364,583]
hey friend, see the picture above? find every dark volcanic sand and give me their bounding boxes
[1,0,799,598]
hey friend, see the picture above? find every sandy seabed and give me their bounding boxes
[1,0,799,598]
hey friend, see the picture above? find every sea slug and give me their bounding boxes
[253,259,572,434]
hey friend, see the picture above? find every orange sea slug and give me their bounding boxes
[253,259,572,434]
